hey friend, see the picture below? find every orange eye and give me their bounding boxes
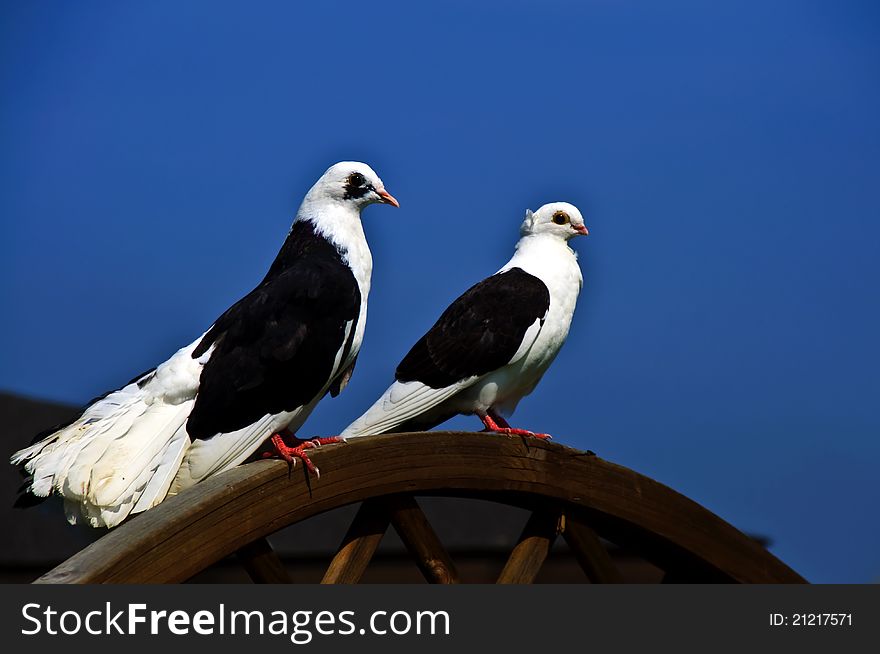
[552,211,570,225]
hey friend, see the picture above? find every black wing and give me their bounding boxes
[186,223,360,440]
[395,267,550,389]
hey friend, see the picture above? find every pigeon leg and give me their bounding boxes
[262,432,342,477]
[480,410,552,440]
[487,410,511,429]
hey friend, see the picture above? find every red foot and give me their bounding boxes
[261,433,342,477]
[480,413,552,440]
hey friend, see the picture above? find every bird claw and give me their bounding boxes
[480,414,552,440]
[263,434,342,477]
[496,427,552,440]
[303,436,344,448]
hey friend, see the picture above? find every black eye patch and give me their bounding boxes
[343,172,371,199]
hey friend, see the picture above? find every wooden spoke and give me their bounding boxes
[561,513,622,583]
[321,499,389,584]
[236,536,292,584]
[386,495,459,584]
[496,509,562,584]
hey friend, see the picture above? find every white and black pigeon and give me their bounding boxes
[11,161,398,528]
[341,202,588,441]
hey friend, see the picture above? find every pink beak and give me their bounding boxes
[377,189,400,208]
[575,224,589,236]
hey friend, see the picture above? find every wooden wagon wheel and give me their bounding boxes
[35,432,805,584]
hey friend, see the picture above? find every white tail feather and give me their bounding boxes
[87,400,193,507]
[170,412,285,494]
[131,424,191,514]
[12,382,198,528]
[63,403,146,500]
[10,339,210,528]
[341,379,472,439]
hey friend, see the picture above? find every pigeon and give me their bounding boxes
[11,161,399,528]
[341,202,587,441]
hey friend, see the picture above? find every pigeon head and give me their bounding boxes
[521,202,588,240]
[309,161,399,209]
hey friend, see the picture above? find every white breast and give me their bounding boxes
[308,205,374,379]
[456,234,583,416]
[338,225,373,377]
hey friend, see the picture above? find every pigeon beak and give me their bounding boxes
[575,225,589,236]
[376,189,400,207]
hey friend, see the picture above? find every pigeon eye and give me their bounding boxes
[348,172,366,187]
[552,211,570,225]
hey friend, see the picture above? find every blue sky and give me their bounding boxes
[1,1,878,582]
